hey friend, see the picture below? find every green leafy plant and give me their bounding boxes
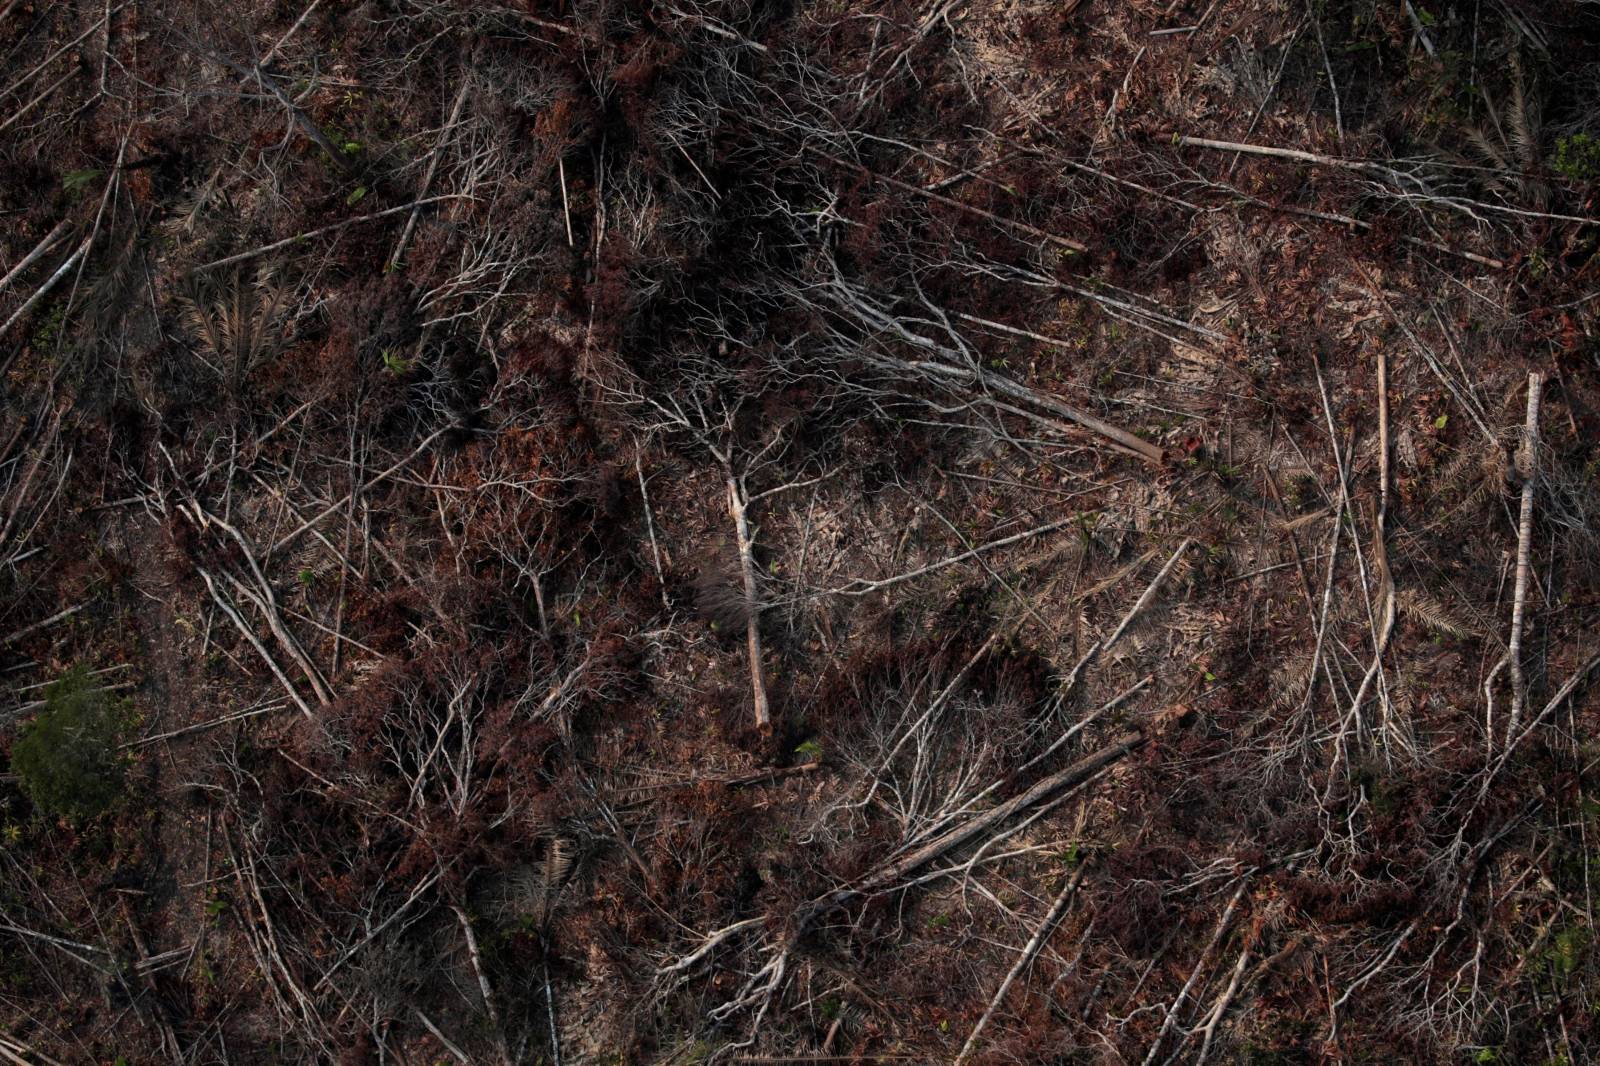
[1553,133,1600,181]
[30,301,66,350]
[61,169,102,194]
[9,665,132,820]
[1545,924,1589,979]
[380,347,414,375]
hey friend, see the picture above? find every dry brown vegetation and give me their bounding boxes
[3,0,1600,1063]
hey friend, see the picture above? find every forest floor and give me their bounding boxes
[2,1,1600,1064]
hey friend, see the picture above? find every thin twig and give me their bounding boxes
[954,864,1087,1064]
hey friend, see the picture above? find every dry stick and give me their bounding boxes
[1062,129,1500,267]
[0,1038,63,1066]
[1403,0,1438,56]
[198,570,313,716]
[1380,297,1498,443]
[1225,23,1302,180]
[314,870,442,989]
[543,952,563,1066]
[0,238,92,339]
[1015,677,1151,783]
[665,4,770,52]
[1311,360,1375,780]
[0,603,84,646]
[0,67,77,139]
[388,73,473,272]
[191,196,467,274]
[229,832,322,1029]
[124,702,286,748]
[1328,919,1418,1043]
[1503,649,1600,759]
[1305,0,1343,149]
[271,422,456,557]
[260,0,323,68]
[1298,472,1346,722]
[636,452,670,610]
[10,681,136,716]
[490,7,586,38]
[0,411,66,551]
[658,917,766,976]
[1346,343,1398,751]
[331,424,360,676]
[1056,283,1228,342]
[1141,879,1250,1066]
[1171,133,1600,226]
[858,630,1006,819]
[0,219,71,295]
[850,730,1144,899]
[1189,938,1256,1066]
[219,569,331,704]
[1503,372,1543,742]
[953,303,1221,352]
[728,477,772,732]
[827,514,1080,596]
[183,497,333,703]
[729,732,1145,967]
[414,1011,470,1065]
[1174,133,1406,171]
[592,794,659,894]
[1104,537,1192,654]
[116,902,184,1065]
[877,353,1164,464]
[0,919,111,971]
[221,855,296,1025]
[1223,185,1506,269]
[204,48,357,177]
[954,863,1087,1065]
[0,8,115,104]
[729,1059,913,1065]
[11,664,131,695]
[810,147,1088,253]
[558,157,574,248]
[1057,536,1194,696]
[826,283,1163,460]
[452,907,513,1066]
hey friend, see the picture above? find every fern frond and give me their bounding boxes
[1271,656,1314,710]
[1507,52,1539,169]
[1279,508,1332,533]
[1396,588,1476,638]
[1464,127,1509,172]
[542,836,574,892]
[534,835,575,924]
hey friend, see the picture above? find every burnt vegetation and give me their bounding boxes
[3,0,1600,1063]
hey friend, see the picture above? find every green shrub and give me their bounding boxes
[9,665,131,820]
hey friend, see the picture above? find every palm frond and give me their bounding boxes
[179,266,292,394]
